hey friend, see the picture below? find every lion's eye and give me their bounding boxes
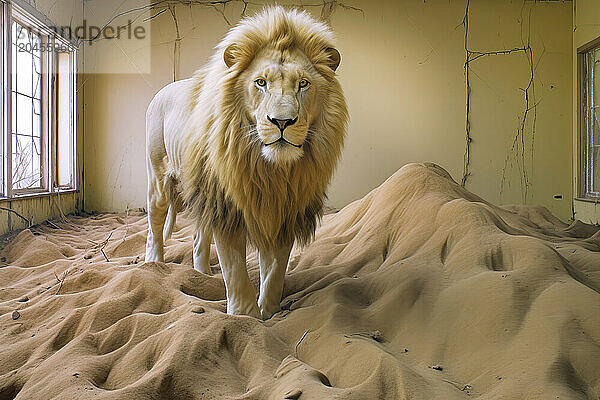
[299,79,310,89]
[255,78,267,88]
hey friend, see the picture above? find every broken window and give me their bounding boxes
[1,2,77,197]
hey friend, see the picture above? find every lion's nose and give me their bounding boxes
[267,116,297,131]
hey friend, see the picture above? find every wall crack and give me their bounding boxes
[461,0,540,205]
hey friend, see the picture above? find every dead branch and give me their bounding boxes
[87,230,116,262]
[47,220,61,229]
[54,188,67,221]
[0,207,33,227]
[295,330,311,358]
[54,269,69,295]
[121,206,131,242]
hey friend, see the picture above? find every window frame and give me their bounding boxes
[579,37,600,201]
[1,0,77,199]
[9,17,50,195]
[53,46,77,191]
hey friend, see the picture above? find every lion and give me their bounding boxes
[145,6,348,319]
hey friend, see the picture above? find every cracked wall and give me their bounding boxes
[461,0,572,219]
[82,0,573,221]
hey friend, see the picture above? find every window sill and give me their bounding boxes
[0,189,78,202]
[574,197,600,204]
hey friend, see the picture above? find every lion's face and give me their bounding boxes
[184,6,348,251]
[240,48,324,164]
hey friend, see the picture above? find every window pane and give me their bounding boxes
[12,135,42,189]
[14,23,27,46]
[31,31,41,59]
[593,108,600,147]
[16,47,32,96]
[11,21,44,191]
[12,135,30,189]
[33,100,41,138]
[593,50,600,106]
[16,94,32,136]
[11,32,16,91]
[33,57,41,99]
[586,109,600,196]
[32,137,41,187]
[11,135,17,167]
[592,147,600,195]
[57,52,74,187]
[33,98,41,119]
[11,92,16,134]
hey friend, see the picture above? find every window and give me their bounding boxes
[581,43,600,199]
[1,1,77,197]
[12,21,45,191]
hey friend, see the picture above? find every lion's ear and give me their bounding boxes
[224,44,237,68]
[324,47,341,71]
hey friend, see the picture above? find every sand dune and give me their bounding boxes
[1,163,599,399]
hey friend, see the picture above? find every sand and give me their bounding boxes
[1,162,599,399]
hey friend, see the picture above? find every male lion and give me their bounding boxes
[145,6,348,319]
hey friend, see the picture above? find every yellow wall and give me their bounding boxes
[83,0,574,221]
[573,0,600,225]
[0,0,84,235]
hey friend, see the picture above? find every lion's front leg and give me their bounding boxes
[145,179,168,263]
[213,230,260,318]
[258,243,293,319]
[193,228,212,275]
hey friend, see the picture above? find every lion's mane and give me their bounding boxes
[181,6,348,251]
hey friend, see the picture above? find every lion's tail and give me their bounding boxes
[162,172,179,242]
